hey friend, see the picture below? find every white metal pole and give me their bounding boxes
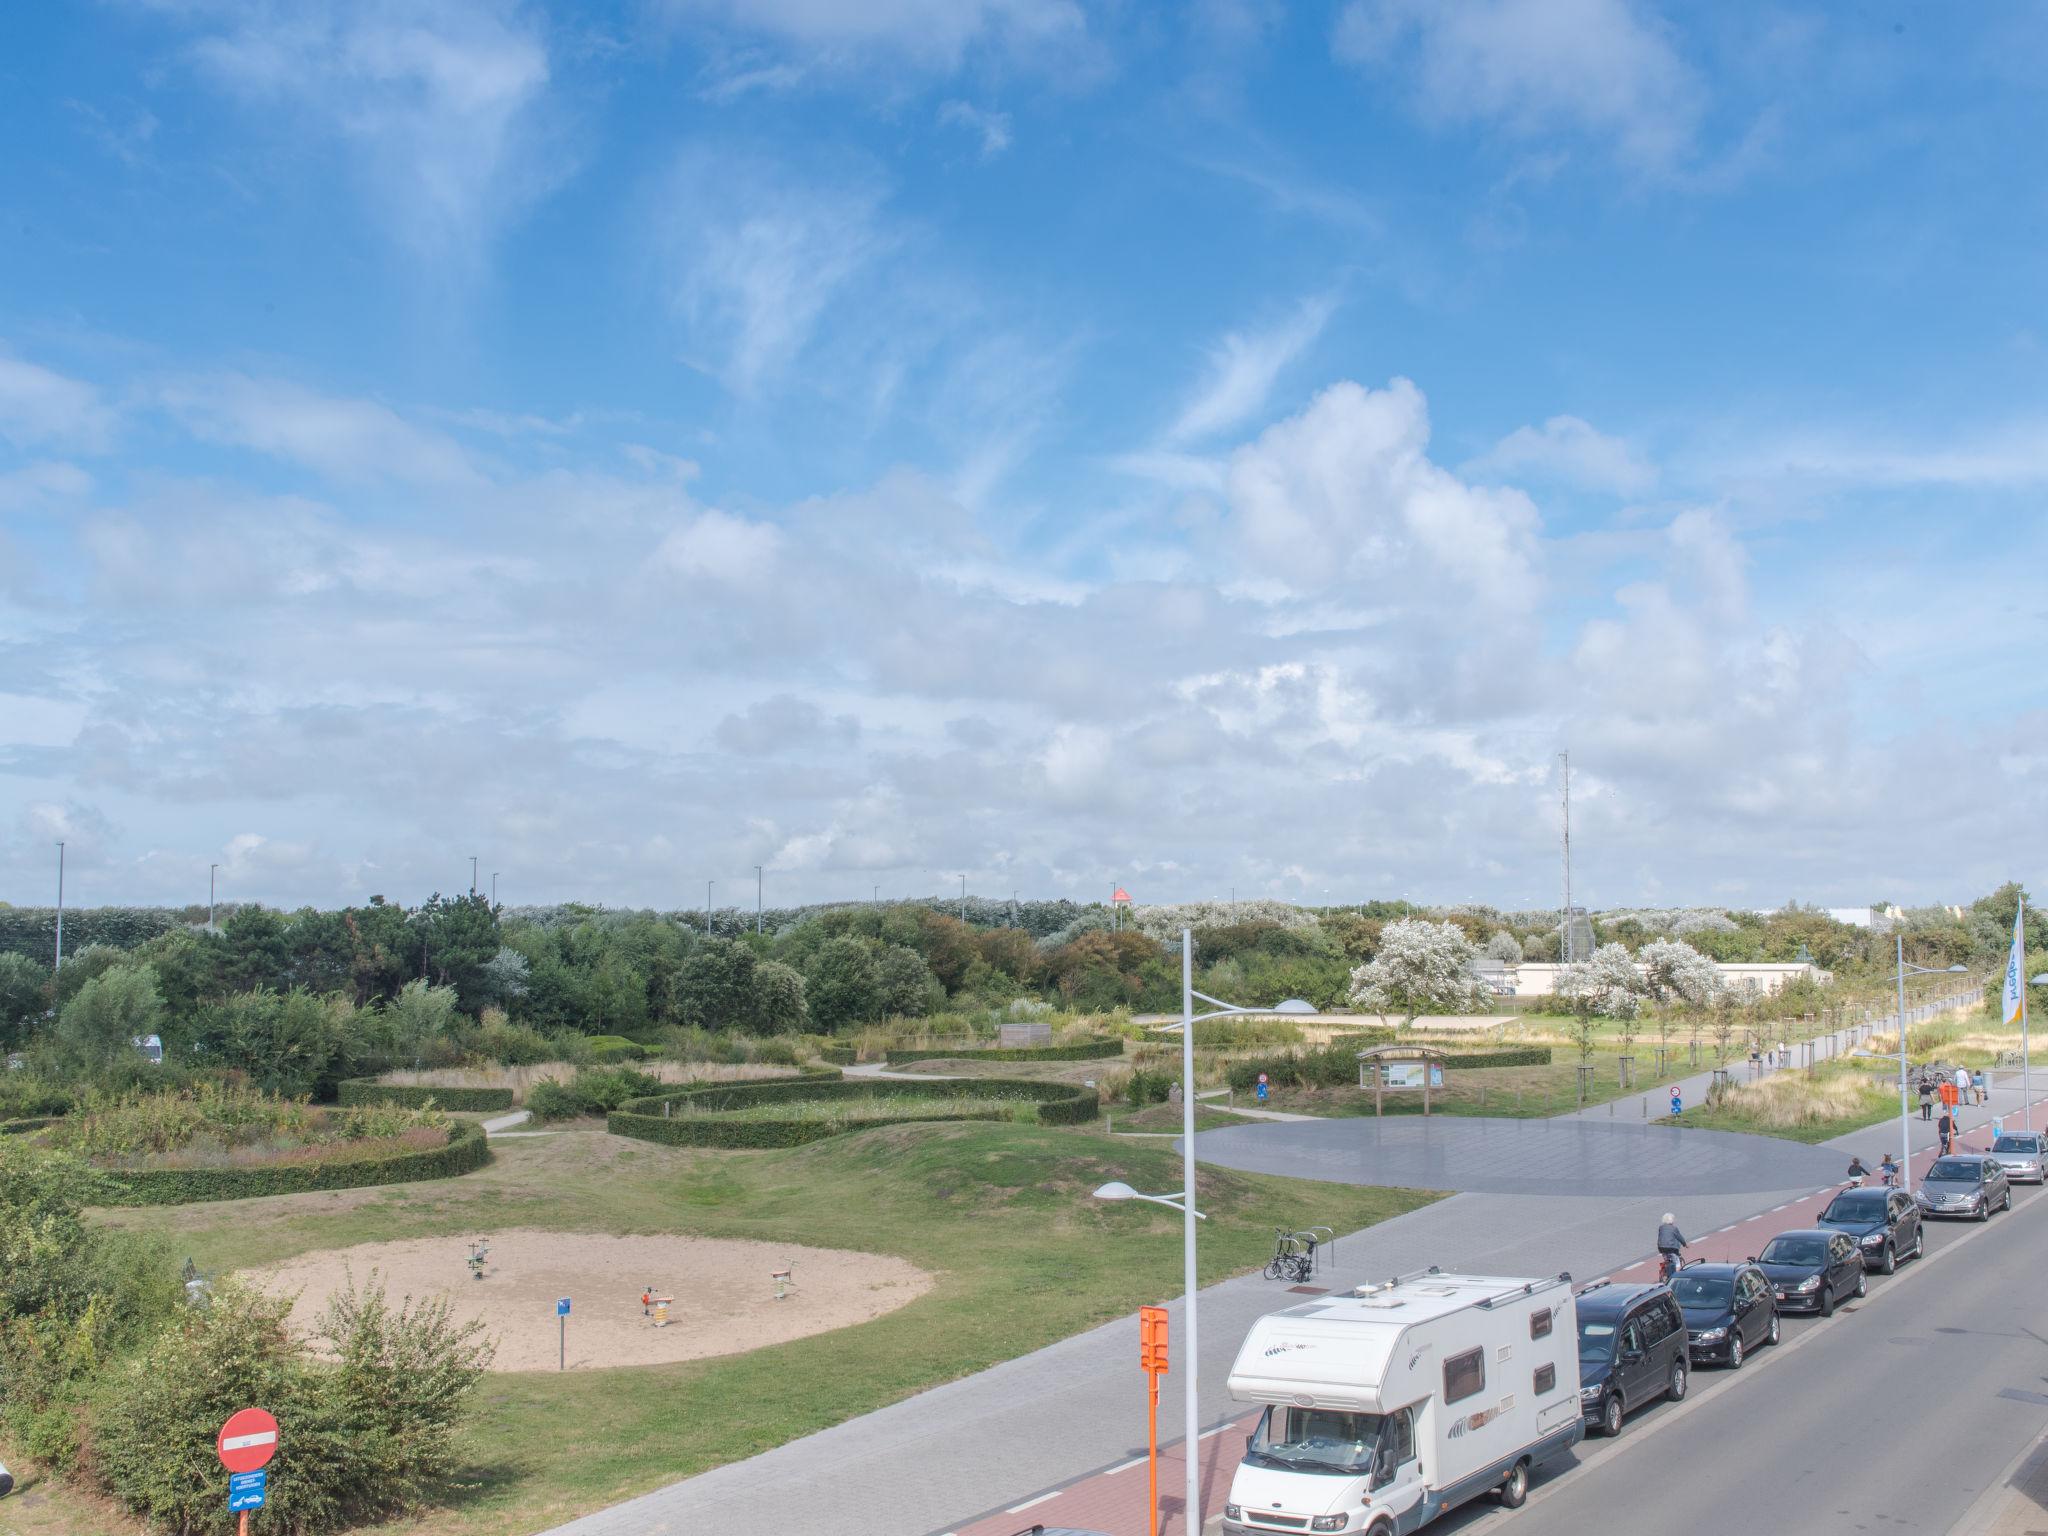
[2022,894,2032,1134]
[209,863,217,929]
[53,841,65,971]
[1897,935,1911,1194]
[1181,927,1199,1535]
[756,866,764,935]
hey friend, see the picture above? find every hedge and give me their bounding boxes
[1226,1043,1553,1091]
[336,1079,516,1113]
[816,1046,857,1066]
[608,1074,1098,1149]
[91,1119,492,1207]
[1426,1047,1552,1070]
[885,1038,1125,1065]
[0,1115,58,1136]
[584,1035,651,1062]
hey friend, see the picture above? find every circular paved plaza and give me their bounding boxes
[1192,1114,1847,1197]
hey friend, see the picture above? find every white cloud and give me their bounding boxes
[158,375,481,488]
[655,509,782,585]
[0,353,115,452]
[937,100,1014,158]
[658,0,1086,72]
[1167,294,1336,445]
[1333,0,1702,173]
[163,0,562,263]
[1469,414,1656,496]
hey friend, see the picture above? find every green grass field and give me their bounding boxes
[9,1119,1437,1536]
[1658,1062,1900,1144]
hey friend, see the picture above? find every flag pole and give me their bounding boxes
[2024,893,2032,1134]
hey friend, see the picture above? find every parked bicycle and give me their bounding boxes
[1265,1228,1319,1283]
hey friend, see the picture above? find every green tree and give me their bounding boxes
[673,938,759,1031]
[223,905,293,991]
[387,979,459,1070]
[188,988,355,1098]
[416,892,502,1009]
[805,937,883,1033]
[751,960,808,1033]
[876,946,942,1018]
[0,951,51,1050]
[52,963,164,1073]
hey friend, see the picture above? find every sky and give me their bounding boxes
[2,0,2046,917]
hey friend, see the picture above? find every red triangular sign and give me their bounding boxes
[1113,888,1131,902]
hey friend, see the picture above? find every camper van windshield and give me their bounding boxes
[1246,1406,1383,1475]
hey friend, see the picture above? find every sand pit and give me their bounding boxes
[247,1228,934,1372]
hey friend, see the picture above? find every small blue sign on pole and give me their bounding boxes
[229,1469,267,1512]
[556,1297,571,1317]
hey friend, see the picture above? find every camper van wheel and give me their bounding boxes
[1495,1459,1530,1508]
[1364,1518,1396,1536]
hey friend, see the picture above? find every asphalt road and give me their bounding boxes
[1438,1174,2048,1536]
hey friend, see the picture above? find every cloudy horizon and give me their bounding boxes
[3,2,2045,916]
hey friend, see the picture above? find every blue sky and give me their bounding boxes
[2,0,2045,915]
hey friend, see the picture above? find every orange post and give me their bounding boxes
[1139,1305,1170,1536]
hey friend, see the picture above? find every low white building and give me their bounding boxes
[1478,960,1827,1000]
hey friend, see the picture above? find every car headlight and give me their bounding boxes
[1581,1384,1602,1399]
[1225,1505,1243,1521]
[1796,1276,1821,1292]
[1859,1233,1885,1247]
[1312,1517,1349,1533]
[1693,1326,1726,1341]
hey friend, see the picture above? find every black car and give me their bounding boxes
[1755,1229,1865,1316]
[1575,1282,1688,1437]
[1816,1185,1923,1275]
[1669,1262,1779,1369]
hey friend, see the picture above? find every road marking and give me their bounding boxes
[1006,1491,1060,1513]
[1105,1457,1145,1475]
[1201,1425,1231,1439]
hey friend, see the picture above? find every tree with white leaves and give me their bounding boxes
[1636,939,1721,1006]
[1555,942,1646,1019]
[1484,930,1524,964]
[1348,919,1486,1028]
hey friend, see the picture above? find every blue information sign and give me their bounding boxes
[556,1296,571,1316]
[229,1469,267,1512]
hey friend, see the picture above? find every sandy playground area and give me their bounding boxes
[247,1228,935,1372]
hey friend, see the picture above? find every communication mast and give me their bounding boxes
[1560,751,1574,964]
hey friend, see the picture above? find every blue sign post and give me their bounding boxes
[229,1469,267,1512]
[557,1296,570,1371]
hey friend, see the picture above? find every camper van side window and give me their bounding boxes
[1530,1307,1553,1339]
[1443,1347,1485,1404]
[1534,1363,1557,1395]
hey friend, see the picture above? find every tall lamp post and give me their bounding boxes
[1095,929,1320,1536]
[1894,938,1968,1192]
[209,863,219,930]
[54,841,65,971]
[755,865,764,935]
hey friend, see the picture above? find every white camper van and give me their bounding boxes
[1222,1268,1583,1535]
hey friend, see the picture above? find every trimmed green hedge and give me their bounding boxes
[93,1119,492,1207]
[608,1074,1098,1149]
[0,1115,58,1136]
[885,1038,1125,1065]
[1227,1042,1553,1091]
[816,1046,857,1066]
[1428,1047,1552,1070]
[336,1080,517,1113]
[584,1035,651,1062]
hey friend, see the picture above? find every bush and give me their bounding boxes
[884,1038,1124,1065]
[584,1035,649,1063]
[92,1119,490,1206]
[471,1017,553,1065]
[1122,1066,1175,1105]
[525,1066,663,1122]
[1223,1043,1551,1091]
[86,1272,491,1535]
[522,1079,581,1123]
[337,1080,515,1113]
[607,1072,1096,1148]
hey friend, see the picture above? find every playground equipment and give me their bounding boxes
[467,1239,491,1281]
[651,1295,674,1327]
[772,1264,794,1301]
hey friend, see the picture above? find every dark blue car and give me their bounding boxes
[1755,1229,1864,1316]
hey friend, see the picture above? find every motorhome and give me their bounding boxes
[1222,1268,1583,1535]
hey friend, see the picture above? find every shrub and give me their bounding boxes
[1123,1066,1175,1105]
[523,1079,580,1123]
[607,1073,1095,1149]
[885,1038,1125,1065]
[584,1034,649,1063]
[93,1120,490,1206]
[471,1016,553,1065]
[524,1066,663,1122]
[337,1080,515,1113]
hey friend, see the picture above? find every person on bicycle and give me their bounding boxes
[1845,1155,1868,1185]
[1657,1213,1688,1278]
[1879,1152,1899,1187]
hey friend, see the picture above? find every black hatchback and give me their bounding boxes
[1669,1262,1779,1369]
[1755,1229,1865,1316]
[1817,1185,1923,1274]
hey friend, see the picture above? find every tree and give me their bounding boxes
[52,963,164,1072]
[0,952,50,1050]
[751,960,808,1034]
[475,947,531,1007]
[672,939,759,1031]
[1484,930,1524,964]
[188,989,355,1098]
[222,906,292,992]
[1346,919,1485,1028]
[876,946,942,1019]
[387,979,459,1070]
[416,893,502,1009]
[805,937,883,1033]
[1638,939,1721,1006]
[1555,943,1645,1019]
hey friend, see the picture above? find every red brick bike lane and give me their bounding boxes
[945,1104,2043,1536]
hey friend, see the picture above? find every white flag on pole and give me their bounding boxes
[2003,899,2026,1027]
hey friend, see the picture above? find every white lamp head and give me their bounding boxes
[1093,1181,1139,1202]
[1271,998,1317,1015]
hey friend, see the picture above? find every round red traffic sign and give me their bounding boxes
[216,1408,278,1474]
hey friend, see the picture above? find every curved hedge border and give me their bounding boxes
[884,1038,1124,1066]
[0,1115,58,1137]
[1424,1047,1553,1069]
[608,1075,1099,1149]
[336,1079,516,1113]
[93,1118,492,1207]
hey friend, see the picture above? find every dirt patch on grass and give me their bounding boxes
[245,1228,933,1373]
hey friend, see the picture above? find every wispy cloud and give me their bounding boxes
[0,351,116,452]
[1166,294,1336,445]
[1468,414,1656,496]
[158,374,482,488]
[938,100,1013,159]
[656,0,1088,73]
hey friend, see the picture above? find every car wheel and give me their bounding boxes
[1727,1333,1744,1370]
[1666,1358,1688,1402]
[1853,1270,1867,1299]
[1766,1312,1781,1346]
[1912,1228,1925,1259]
[1880,1243,1896,1276]
[1819,1286,1834,1318]
[2004,1188,2014,1212]
[1601,1393,1623,1437]
[1496,1459,1530,1509]
[1976,1198,1991,1222]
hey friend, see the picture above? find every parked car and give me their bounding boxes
[1917,1154,2012,1220]
[1669,1262,1779,1369]
[1754,1230,1865,1316]
[1816,1186,1923,1274]
[1574,1282,1687,1437]
[1989,1132,2046,1185]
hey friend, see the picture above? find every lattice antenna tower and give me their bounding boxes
[1560,750,1574,965]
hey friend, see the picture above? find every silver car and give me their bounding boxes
[1990,1132,2047,1185]
[1916,1154,2012,1220]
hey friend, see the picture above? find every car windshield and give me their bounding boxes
[1577,1319,1617,1360]
[1670,1275,1732,1307]
[1821,1195,1888,1222]
[1926,1160,1979,1181]
[1247,1406,1381,1474]
[1759,1236,1826,1265]
[1993,1137,2039,1154]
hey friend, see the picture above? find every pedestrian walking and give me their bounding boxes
[1938,1110,1954,1156]
[1669,1085,1682,1117]
[1974,1068,1988,1106]
[1919,1077,1933,1120]
[1255,1072,1270,1106]
[1779,1040,1790,1068]
[1956,1065,1973,1105]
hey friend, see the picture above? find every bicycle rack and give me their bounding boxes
[1300,1226,1336,1275]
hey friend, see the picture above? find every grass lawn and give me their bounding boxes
[1657,1063,1898,1144]
[1246,1048,1681,1120]
[16,1119,1437,1536]
[1109,1101,1248,1132]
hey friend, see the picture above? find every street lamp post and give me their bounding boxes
[53,841,65,971]
[209,863,219,930]
[470,856,478,896]
[1894,938,1969,1193]
[755,865,764,935]
[491,872,498,907]
[706,880,713,928]
[1096,928,1321,1536]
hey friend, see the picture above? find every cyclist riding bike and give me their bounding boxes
[1879,1152,1899,1187]
[1657,1212,1688,1280]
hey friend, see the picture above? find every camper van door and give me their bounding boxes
[1370,1405,1424,1524]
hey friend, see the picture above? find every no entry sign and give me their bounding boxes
[216,1408,279,1475]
